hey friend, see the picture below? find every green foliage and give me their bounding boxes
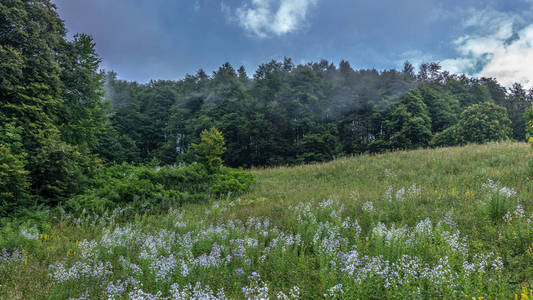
[502,83,531,141]
[66,163,201,215]
[58,33,107,153]
[459,102,512,144]
[418,83,460,133]
[524,105,533,173]
[0,0,108,213]
[431,125,462,147]
[388,89,433,149]
[0,123,30,216]
[0,147,30,217]
[94,120,142,163]
[0,0,65,124]
[432,102,512,147]
[297,126,341,163]
[66,162,255,215]
[192,128,226,174]
[102,58,532,167]
[29,130,99,204]
[209,167,256,196]
[524,105,533,144]
[65,123,253,215]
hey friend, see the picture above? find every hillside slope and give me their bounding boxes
[245,142,531,219]
[1,142,532,299]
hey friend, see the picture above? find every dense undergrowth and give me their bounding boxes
[1,142,532,299]
[66,163,255,216]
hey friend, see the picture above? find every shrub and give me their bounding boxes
[66,163,255,215]
[209,167,256,196]
[65,128,254,215]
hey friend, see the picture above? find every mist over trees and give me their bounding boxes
[102,60,532,167]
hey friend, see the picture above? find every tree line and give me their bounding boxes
[103,61,532,167]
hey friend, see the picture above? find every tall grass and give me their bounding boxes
[1,142,532,299]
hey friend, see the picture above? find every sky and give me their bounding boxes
[52,0,533,87]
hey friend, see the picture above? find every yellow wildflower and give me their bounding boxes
[521,287,529,300]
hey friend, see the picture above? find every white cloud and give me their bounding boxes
[398,50,436,69]
[233,0,318,38]
[478,25,533,87]
[440,57,476,75]
[440,8,533,88]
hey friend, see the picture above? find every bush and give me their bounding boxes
[66,163,255,215]
[65,127,254,215]
[209,167,256,196]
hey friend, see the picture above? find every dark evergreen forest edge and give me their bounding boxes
[1,0,533,219]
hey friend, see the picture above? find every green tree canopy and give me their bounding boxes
[192,128,226,174]
[432,102,512,147]
[388,89,433,149]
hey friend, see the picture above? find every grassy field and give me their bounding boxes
[1,142,533,299]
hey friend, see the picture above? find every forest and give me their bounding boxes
[103,61,532,167]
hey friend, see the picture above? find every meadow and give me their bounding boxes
[1,142,533,299]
